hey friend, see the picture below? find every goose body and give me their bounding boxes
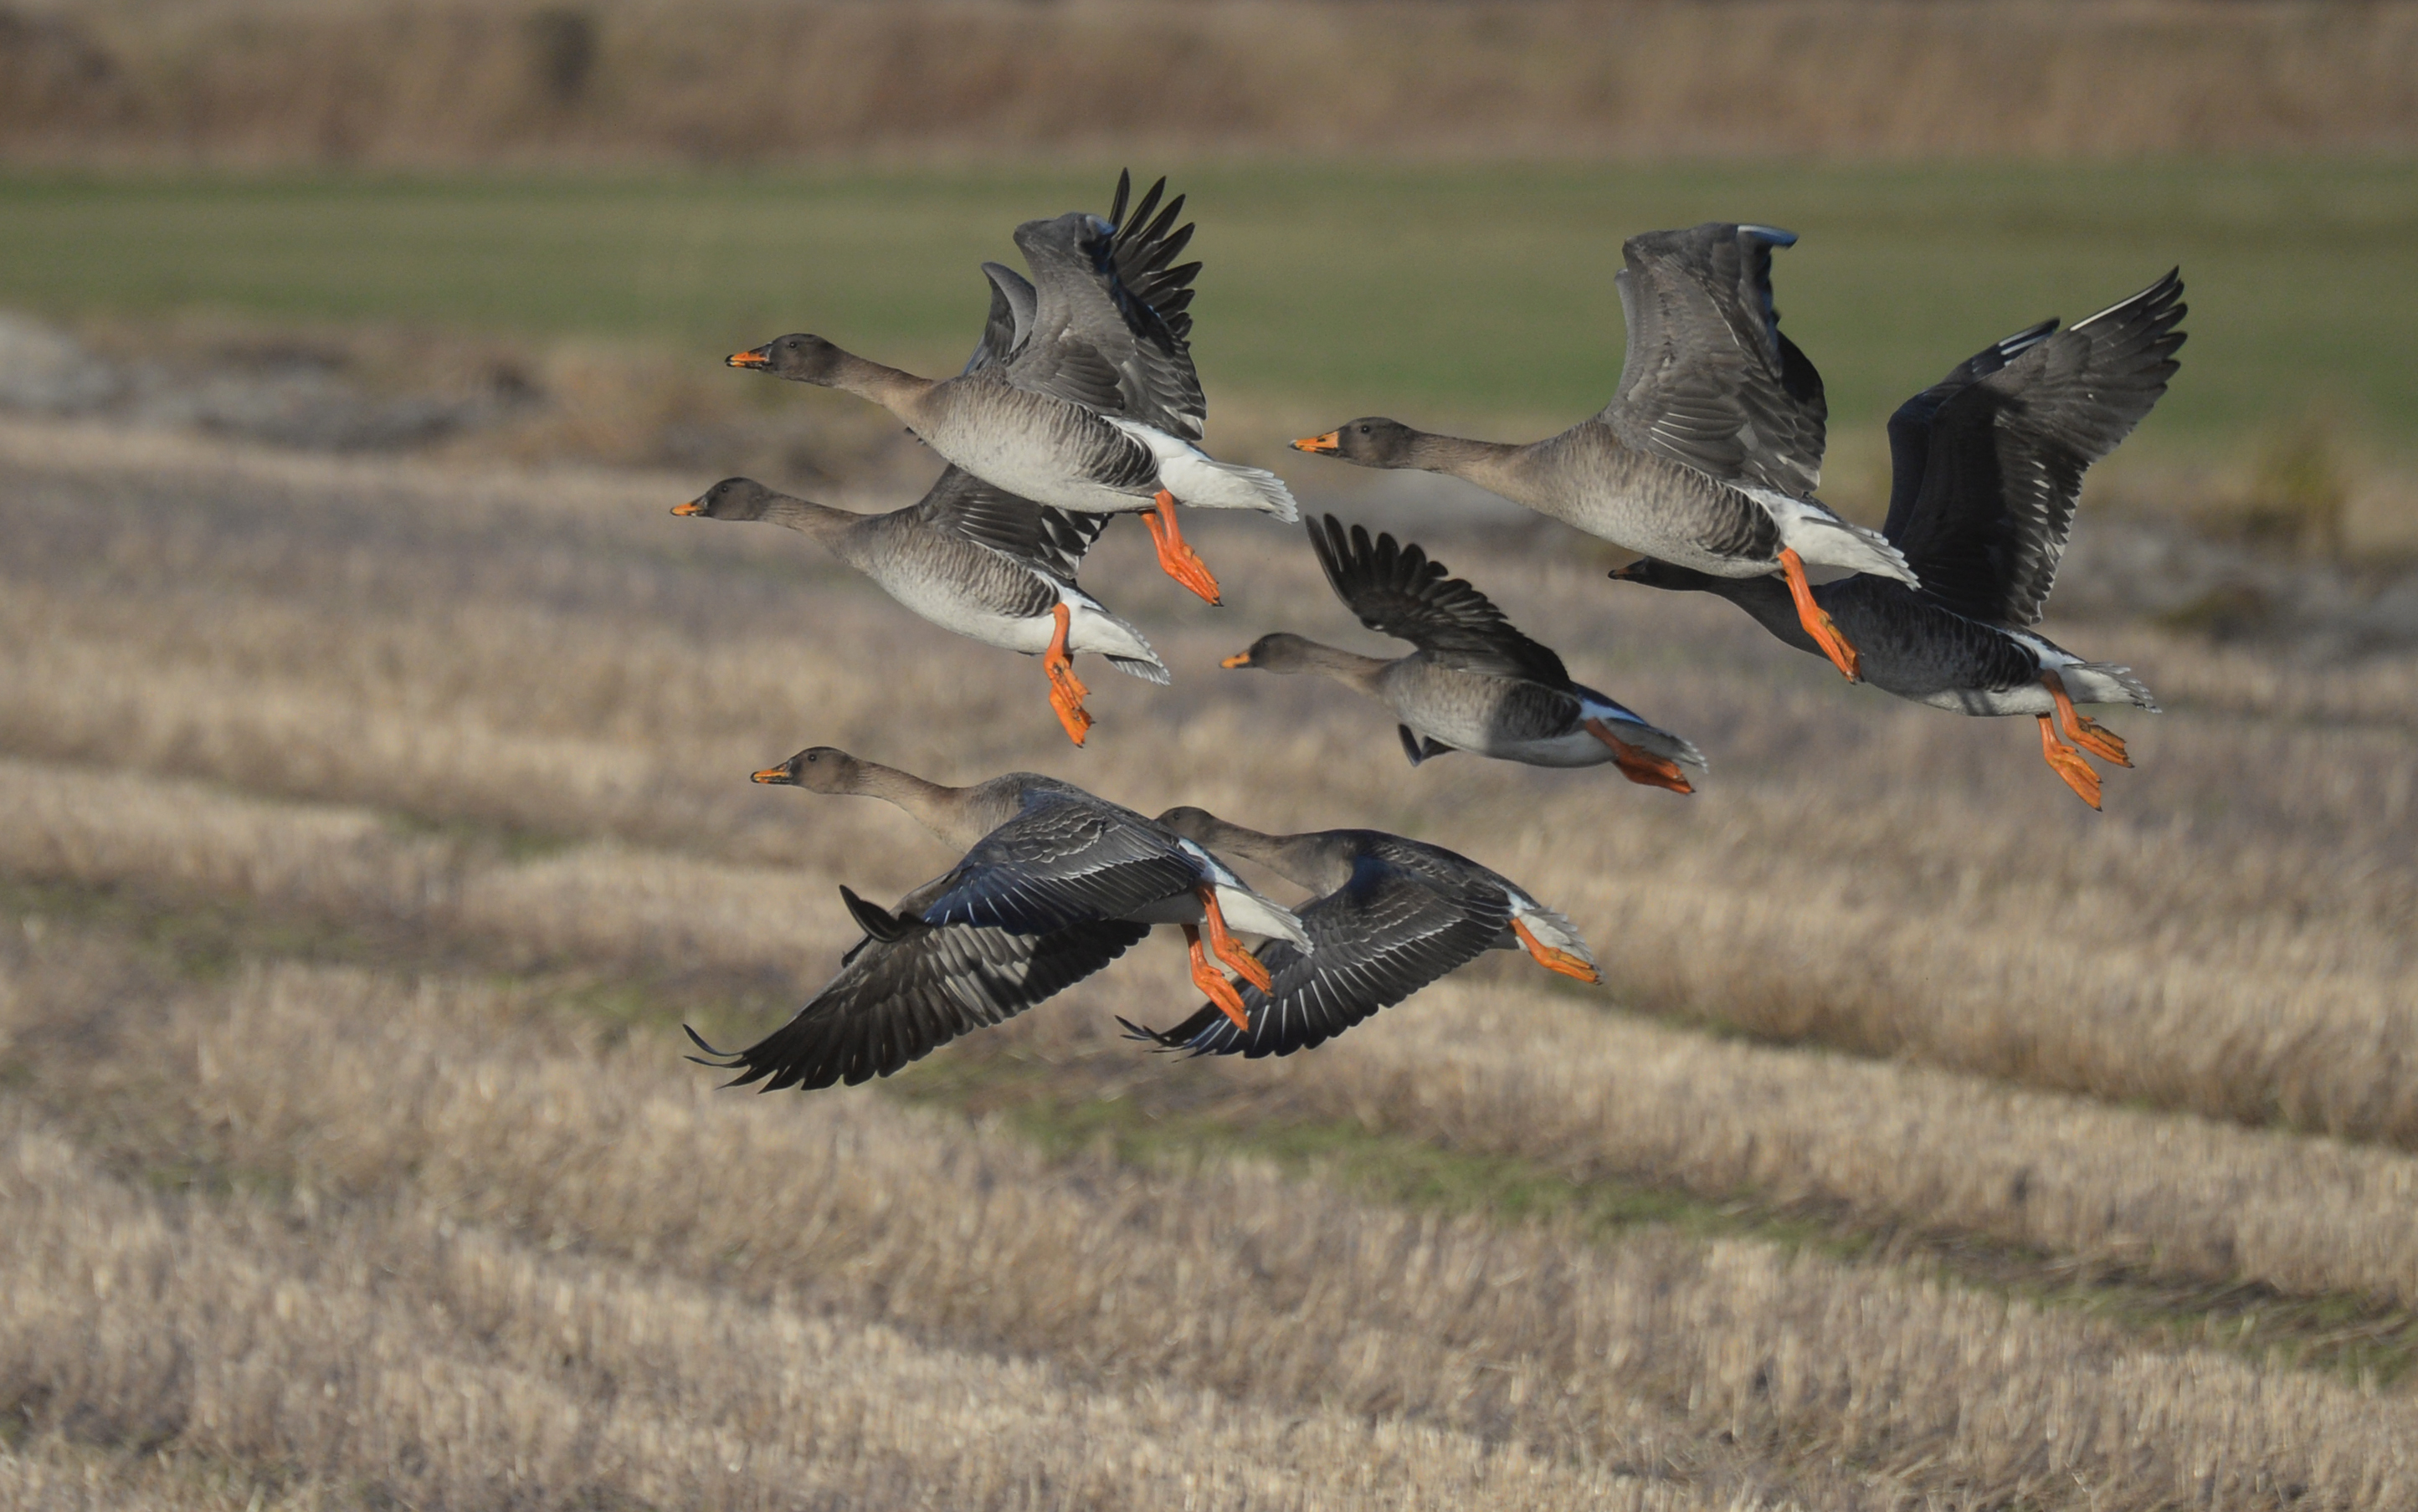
[1295,223,1912,678]
[1224,516,1704,792]
[1122,808,1599,1058]
[731,172,1295,604]
[685,749,1313,1089]
[676,471,1163,744]
[1616,270,2185,809]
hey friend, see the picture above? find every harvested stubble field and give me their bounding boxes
[2,386,2417,1509]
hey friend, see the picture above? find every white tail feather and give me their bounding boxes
[1104,417,1301,520]
[2065,660,2160,712]
[1746,486,1919,587]
[1507,899,1594,969]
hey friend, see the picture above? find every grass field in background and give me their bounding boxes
[2,159,2413,453]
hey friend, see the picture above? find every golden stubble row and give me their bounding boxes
[8,753,2418,1319]
[0,1114,1692,1512]
[4,930,2416,1509]
[5,500,2418,1153]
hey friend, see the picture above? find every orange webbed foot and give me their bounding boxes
[1511,918,1599,984]
[1142,490,1224,605]
[1779,547,1860,681]
[2044,671,2130,767]
[1197,887,1275,993]
[1046,677,1094,746]
[1185,925,1253,1031]
[2037,715,2102,810]
[1583,718,1693,795]
[1042,602,1094,746]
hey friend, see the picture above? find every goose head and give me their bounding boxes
[1219,633,1322,674]
[673,478,778,520]
[727,333,849,384]
[1292,418,1419,468]
[752,746,864,793]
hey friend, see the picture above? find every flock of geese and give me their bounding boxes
[676,171,2184,1091]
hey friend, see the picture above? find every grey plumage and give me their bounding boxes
[1294,223,1907,588]
[685,881,1148,1092]
[1225,516,1704,783]
[689,751,1313,1090]
[1121,812,1596,1058]
[676,471,1166,687]
[1614,270,2184,799]
[730,172,1294,543]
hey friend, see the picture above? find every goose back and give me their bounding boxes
[1599,222,1828,499]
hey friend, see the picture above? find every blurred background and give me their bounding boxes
[7,6,2418,1510]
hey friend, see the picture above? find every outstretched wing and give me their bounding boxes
[922,789,1199,935]
[963,261,1039,376]
[1122,849,1507,1058]
[1307,515,1568,684]
[910,464,1113,582]
[1002,171,1206,438]
[685,884,1147,1092]
[1879,317,2060,544]
[1888,269,2185,627]
[1600,223,1829,498]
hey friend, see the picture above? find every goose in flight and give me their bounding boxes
[1614,270,2184,809]
[1221,516,1704,792]
[674,472,1158,746]
[685,748,1313,1091]
[1120,807,1598,1058]
[729,172,1295,606]
[1291,223,1911,680]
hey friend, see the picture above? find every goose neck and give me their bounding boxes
[1292,640,1394,693]
[845,761,980,848]
[756,493,859,542]
[1404,430,1529,489]
[1181,817,1348,894]
[832,352,938,416]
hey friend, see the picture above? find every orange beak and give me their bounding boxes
[671,498,705,516]
[726,348,771,369]
[1219,651,1253,669]
[751,766,789,785]
[1291,430,1340,455]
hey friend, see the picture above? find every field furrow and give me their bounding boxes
[6,920,2417,1509]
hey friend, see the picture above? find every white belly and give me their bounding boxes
[865,567,1047,653]
[926,415,1149,515]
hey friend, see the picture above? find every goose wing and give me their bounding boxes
[685,882,1147,1092]
[1887,269,2185,627]
[922,788,1201,935]
[1599,223,1829,498]
[1308,515,1569,684]
[963,261,1039,376]
[910,464,1113,582]
[1122,843,1508,1058]
[1002,172,1206,438]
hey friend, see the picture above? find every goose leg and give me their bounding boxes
[1183,924,1253,1032]
[2036,715,2102,810]
[1582,717,1693,794]
[1042,602,1094,746]
[1779,548,1860,682]
[2044,669,2130,766]
[1195,886,1275,993]
[1139,490,1224,606]
[1511,918,1600,983]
